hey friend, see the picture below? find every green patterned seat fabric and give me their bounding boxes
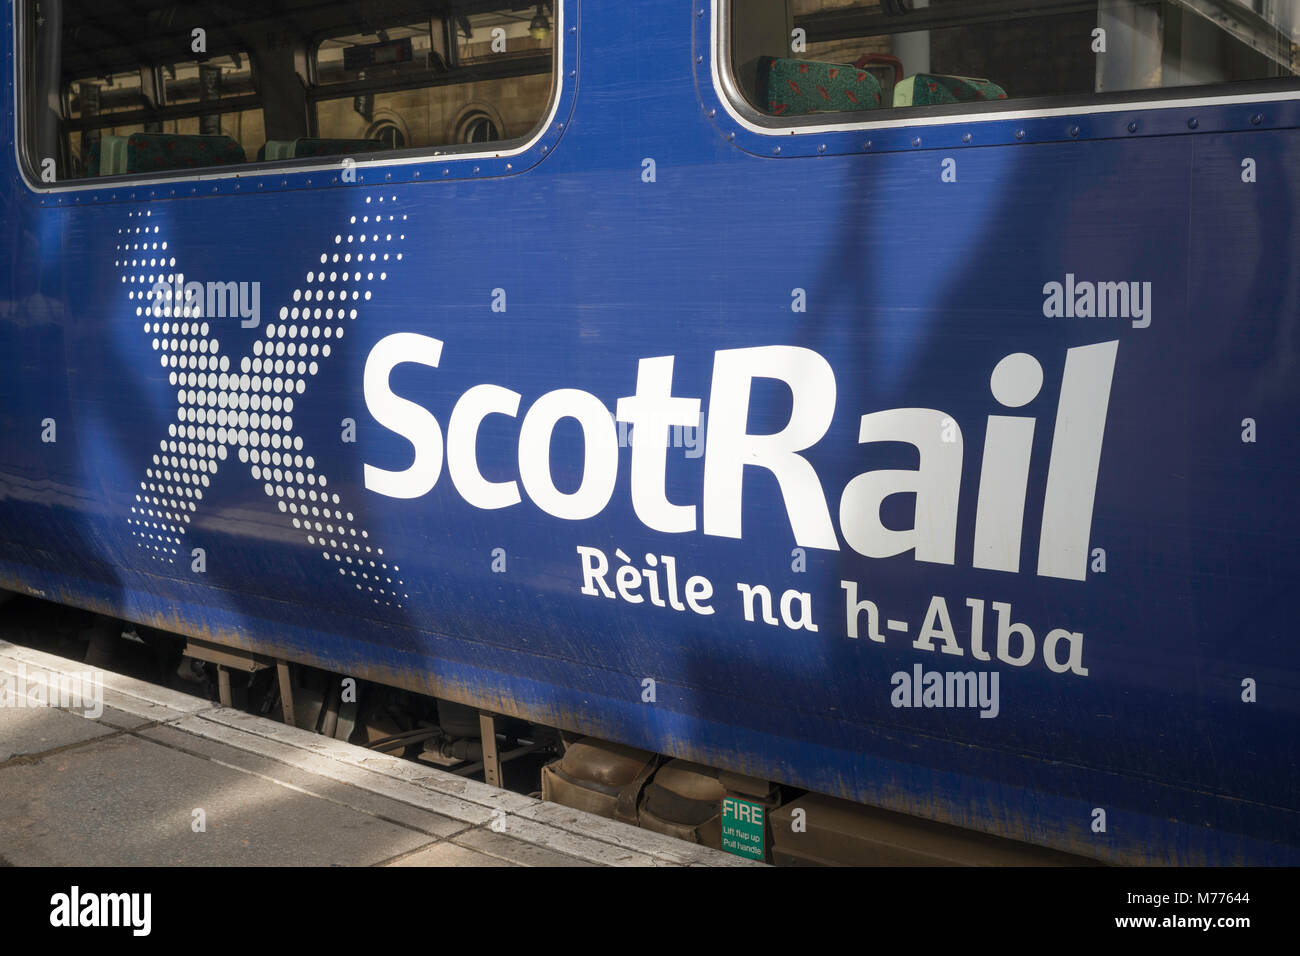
[117,133,246,173]
[758,56,883,116]
[893,73,1007,107]
[86,135,135,176]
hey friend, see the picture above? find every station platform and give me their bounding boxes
[0,640,755,867]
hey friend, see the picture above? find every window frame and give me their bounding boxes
[712,0,1300,137]
[12,0,568,194]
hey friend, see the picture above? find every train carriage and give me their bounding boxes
[1,0,1298,865]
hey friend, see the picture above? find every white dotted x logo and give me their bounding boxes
[119,197,410,608]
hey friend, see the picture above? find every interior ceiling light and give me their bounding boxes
[529,4,551,41]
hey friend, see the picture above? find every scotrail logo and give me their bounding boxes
[361,339,1118,583]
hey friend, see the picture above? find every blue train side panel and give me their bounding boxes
[0,3,1296,863]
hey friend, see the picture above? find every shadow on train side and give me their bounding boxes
[0,197,138,657]
[100,186,435,705]
[667,118,1299,863]
[0,179,437,717]
[666,133,1108,858]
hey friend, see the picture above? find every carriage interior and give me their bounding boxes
[16,1,1300,183]
[731,0,1299,119]
[22,0,558,182]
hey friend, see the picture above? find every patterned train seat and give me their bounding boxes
[87,133,246,176]
[893,73,1008,107]
[758,56,884,116]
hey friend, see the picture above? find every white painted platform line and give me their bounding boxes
[0,641,761,867]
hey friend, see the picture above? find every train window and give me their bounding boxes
[63,53,260,180]
[726,1,1300,122]
[311,7,553,152]
[20,1,557,186]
